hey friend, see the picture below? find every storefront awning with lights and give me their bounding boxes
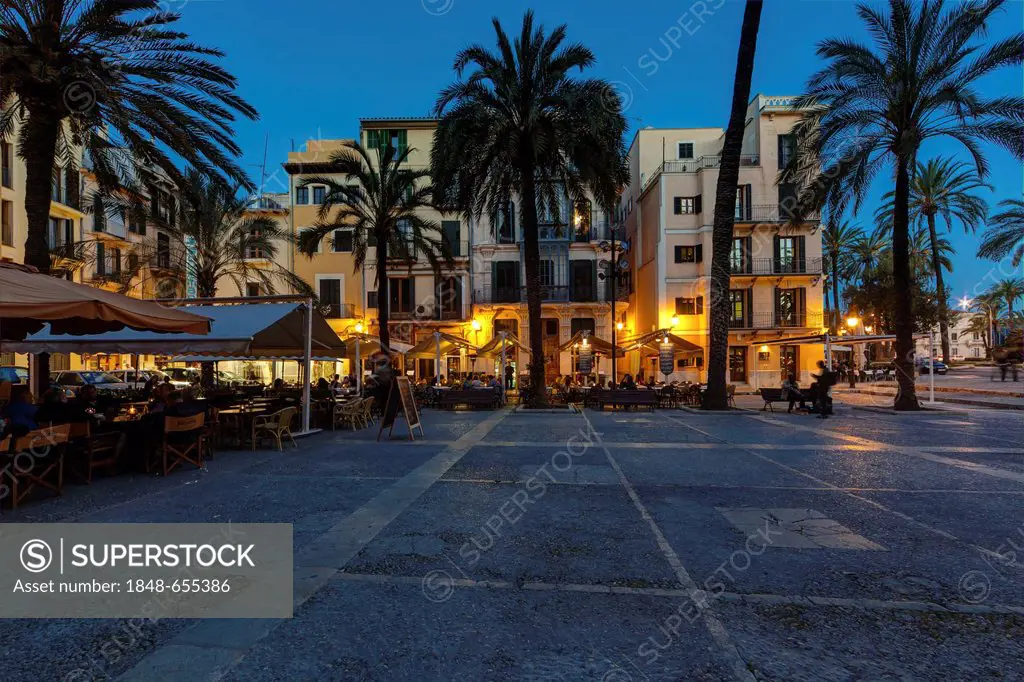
[621,330,702,355]
[558,331,626,358]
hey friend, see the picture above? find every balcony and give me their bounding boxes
[320,303,357,319]
[641,154,760,193]
[729,257,823,276]
[150,251,184,273]
[729,311,823,330]
[473,285,572,304]
[736,204,821,223]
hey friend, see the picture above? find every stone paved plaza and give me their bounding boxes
[3,401,1024,681]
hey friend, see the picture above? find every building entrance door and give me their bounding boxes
[542,318,560,385]
[729,346,748,383]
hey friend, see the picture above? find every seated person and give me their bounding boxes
[781,374,807,413]
[2,385,38,438]
[619,374,637,390]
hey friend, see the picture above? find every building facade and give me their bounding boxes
[622,95,826,387]
[915,312,990,361]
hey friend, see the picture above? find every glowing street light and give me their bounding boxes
[958,295,973,311]
[670,315,679,328]
[616,321,624,331]
[354,321,364,334]
[846,316,860,329]
[471,319,482,331]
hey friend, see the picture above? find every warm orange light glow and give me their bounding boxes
[759,345,769,353]
[846,316,860,328]
[354,322,364,334]
[670,315,679,327]
[864,325,873,334]
[616,321,624,331]
[471,319,482,331]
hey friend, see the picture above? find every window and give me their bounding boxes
[729,237,750,273]
[246,228,265,259]
[677,142,695,159]
[295,186,309,205]
[389,277,413,314]
[1,199,12,246]
[774,287,806,327]
[778,134,796,170]
[156,232,171,268]
[312,185,326,205]
[773,235,805,273]
[973,347,981,357]
[734,185,752,220]
[571,318,596,337]
[367,129,408,156]
[367,291,378,309]
[952,346,960,357]
[319,278,343,318]
[493,261,520,302]
[570,260,596,302]
[1,142,12,188]
[436,276,462,318]
[246,282,261,297]
[494,318,518,338]
[950,332,958,342]
[96,242,106,276]
[972,332,980,341]
[675,297,704,315]
[441,220,461,257]
[332,230,353,253]
[539,260,555,287]
[673,245,703,263]
[728,290,749,327]
[673,196,702,215]
[496,201,516,243]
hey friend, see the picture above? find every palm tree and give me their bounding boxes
[965,314,993,358]
[876,158,989,362]
[851,231,891,285]
[704,0,763,410]
[823,220,864,331]
[172,169,310,299]
[978,199,1024,266]
[909,225,953,280]
[0,0,256,274]
[295,141,451,350]
[431,11,628,406]
[991,278,1024,334]
[783,0,1023,410]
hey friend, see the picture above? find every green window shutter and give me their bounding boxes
[96,242,105,275]
[697,295,704,314]
[673,197,682,215]
[397,129,408,156]
[367,130,379,150]
[695,244,703,263]
[745,184,752,219]
[694,195,703,214]
[674,245,683,263]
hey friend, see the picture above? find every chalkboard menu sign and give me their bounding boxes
[378,376,424,441]
[659,342,675,376]
[578,344,593,373]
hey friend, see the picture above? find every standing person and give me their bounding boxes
[811,360,836,419]
[504,363,515,390]
[848,360,857,388]
[368,354,396,415]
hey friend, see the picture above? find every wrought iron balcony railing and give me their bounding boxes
[729,257,823,275]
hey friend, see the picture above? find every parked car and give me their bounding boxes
[0,366,29,384]
[107,369,173,387]
[162,367,201,387]
[915,358,948,375]
[49,370,133,395]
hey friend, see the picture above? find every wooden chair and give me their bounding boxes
[333,400,364,431]
[161,413,206,476]
[360,397,376,428]
[2,424,69,508]
[67,420,120,484]
[252,407,297,451]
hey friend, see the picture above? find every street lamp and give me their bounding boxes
[846,316,860,330]
[670,315,679,328]
[616,321,624,331]
[471,319,482,332]
[354,321,364,334]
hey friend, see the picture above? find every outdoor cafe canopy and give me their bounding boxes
[405,331,478,358]
[341,335,414,359]
[477,331,532,357]
[622,330,702,355]
[558,331,626,358]
[5,303,345,358]
[0,261,210,341]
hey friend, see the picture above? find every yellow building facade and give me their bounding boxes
[623,95,825,387]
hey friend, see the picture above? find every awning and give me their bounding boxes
[340,336,414,359]
[0,260,210,341]
[405,332,478,358]
[758,333,929,347]
[559,331,626,357]
[622,330,702,355]
[5,303,345,358]
[477,332,532,357]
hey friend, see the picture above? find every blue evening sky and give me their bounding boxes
[174,0,1023,298]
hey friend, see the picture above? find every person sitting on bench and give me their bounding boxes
[781,374,806,413]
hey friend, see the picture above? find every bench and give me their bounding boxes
[437,389,499,410]
[589,389,656,412]
[759,388,789,412]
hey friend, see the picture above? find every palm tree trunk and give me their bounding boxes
[892,156,920,410]
[704,0,762,410]
[926,213,950,363]
[519,158,548,408]
[831,252,841,333]
[198,279,217,389]
[21,104,61,273]
[377,238,391,351]
[22,103,62,396]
